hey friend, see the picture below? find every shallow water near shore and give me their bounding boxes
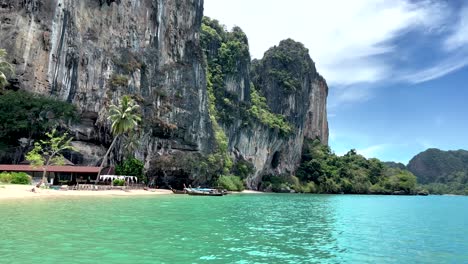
[1,194,467,263]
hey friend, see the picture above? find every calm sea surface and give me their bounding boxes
[0,194,467,263]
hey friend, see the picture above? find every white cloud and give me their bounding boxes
[328,85,374,107]
[400,53,468,83]
[444,7,468,51]
[204,0,450,86]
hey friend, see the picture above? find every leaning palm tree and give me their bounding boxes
[122,131,141,158]
[97,95,141,179]
[0,49,14,90]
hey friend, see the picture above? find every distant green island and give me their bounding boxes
[407,149,468,195]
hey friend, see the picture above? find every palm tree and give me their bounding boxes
[0,49,14,90]
[122,132,141,157]
[97,95,141,179]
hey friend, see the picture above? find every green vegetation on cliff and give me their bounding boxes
[200,17,294,188]
[262,139,418,194]
[201,17,250,125]
[251,39,312,93]
[204,68,233,178]
[201,17,292,135]
[249,85,292,135]
[0,90,77,157]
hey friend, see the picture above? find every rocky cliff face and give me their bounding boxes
[202,18,328,189]
[0,0,213,173]
[247,39,329,188]
[0,1,328,189]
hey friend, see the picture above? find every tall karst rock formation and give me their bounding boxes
[0,0,328,189]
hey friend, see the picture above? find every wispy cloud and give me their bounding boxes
[397,6,468,84]
[205,0,452,86]
[204,0,468,106]
[400,52,468,83]
[444,7,468,51]
[328,84,375,107]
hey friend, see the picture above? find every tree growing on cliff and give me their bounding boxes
[97,95,141,179]
[26,129,75,187]
[0,49,14,90]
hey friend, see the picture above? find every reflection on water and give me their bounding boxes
[0,194,467,263]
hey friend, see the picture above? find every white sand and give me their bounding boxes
[0,184,173,200]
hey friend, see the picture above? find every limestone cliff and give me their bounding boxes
[201,19,328,189]
[0,0,213,174]
[0,1,328,189]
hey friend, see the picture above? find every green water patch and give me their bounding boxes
[1,194,467,263]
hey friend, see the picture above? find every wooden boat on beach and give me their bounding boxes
[185,188,225,196]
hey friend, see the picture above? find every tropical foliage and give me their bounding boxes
[108,95,141,135]
[25,129,75,185]
[115,158,145,183]
[0,172,31,184]
[98,95,141,177]
[217,175,245,191]
[253,39,310,92]
[263,139,418,194]
[231,159,255,179]
[112,179,125,186]
[420,182,468,195]
[249,85,292,135]
[0,90,77,150]
[261,175,317,193]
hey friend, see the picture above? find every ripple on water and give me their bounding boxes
[0,194,467,263]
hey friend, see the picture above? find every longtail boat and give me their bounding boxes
[185,188,225,196]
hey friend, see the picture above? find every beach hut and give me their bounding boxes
[0,164,102,185]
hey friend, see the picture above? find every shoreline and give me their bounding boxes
[5,185,450,199]
[0,184,173,200]
[0,185,266,200]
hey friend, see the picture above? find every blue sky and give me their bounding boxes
[204,0,468,164]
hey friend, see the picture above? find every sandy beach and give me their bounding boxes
[0,184,173,199]
[0,185,265,199]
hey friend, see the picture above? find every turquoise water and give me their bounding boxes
[0,194,467,263]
